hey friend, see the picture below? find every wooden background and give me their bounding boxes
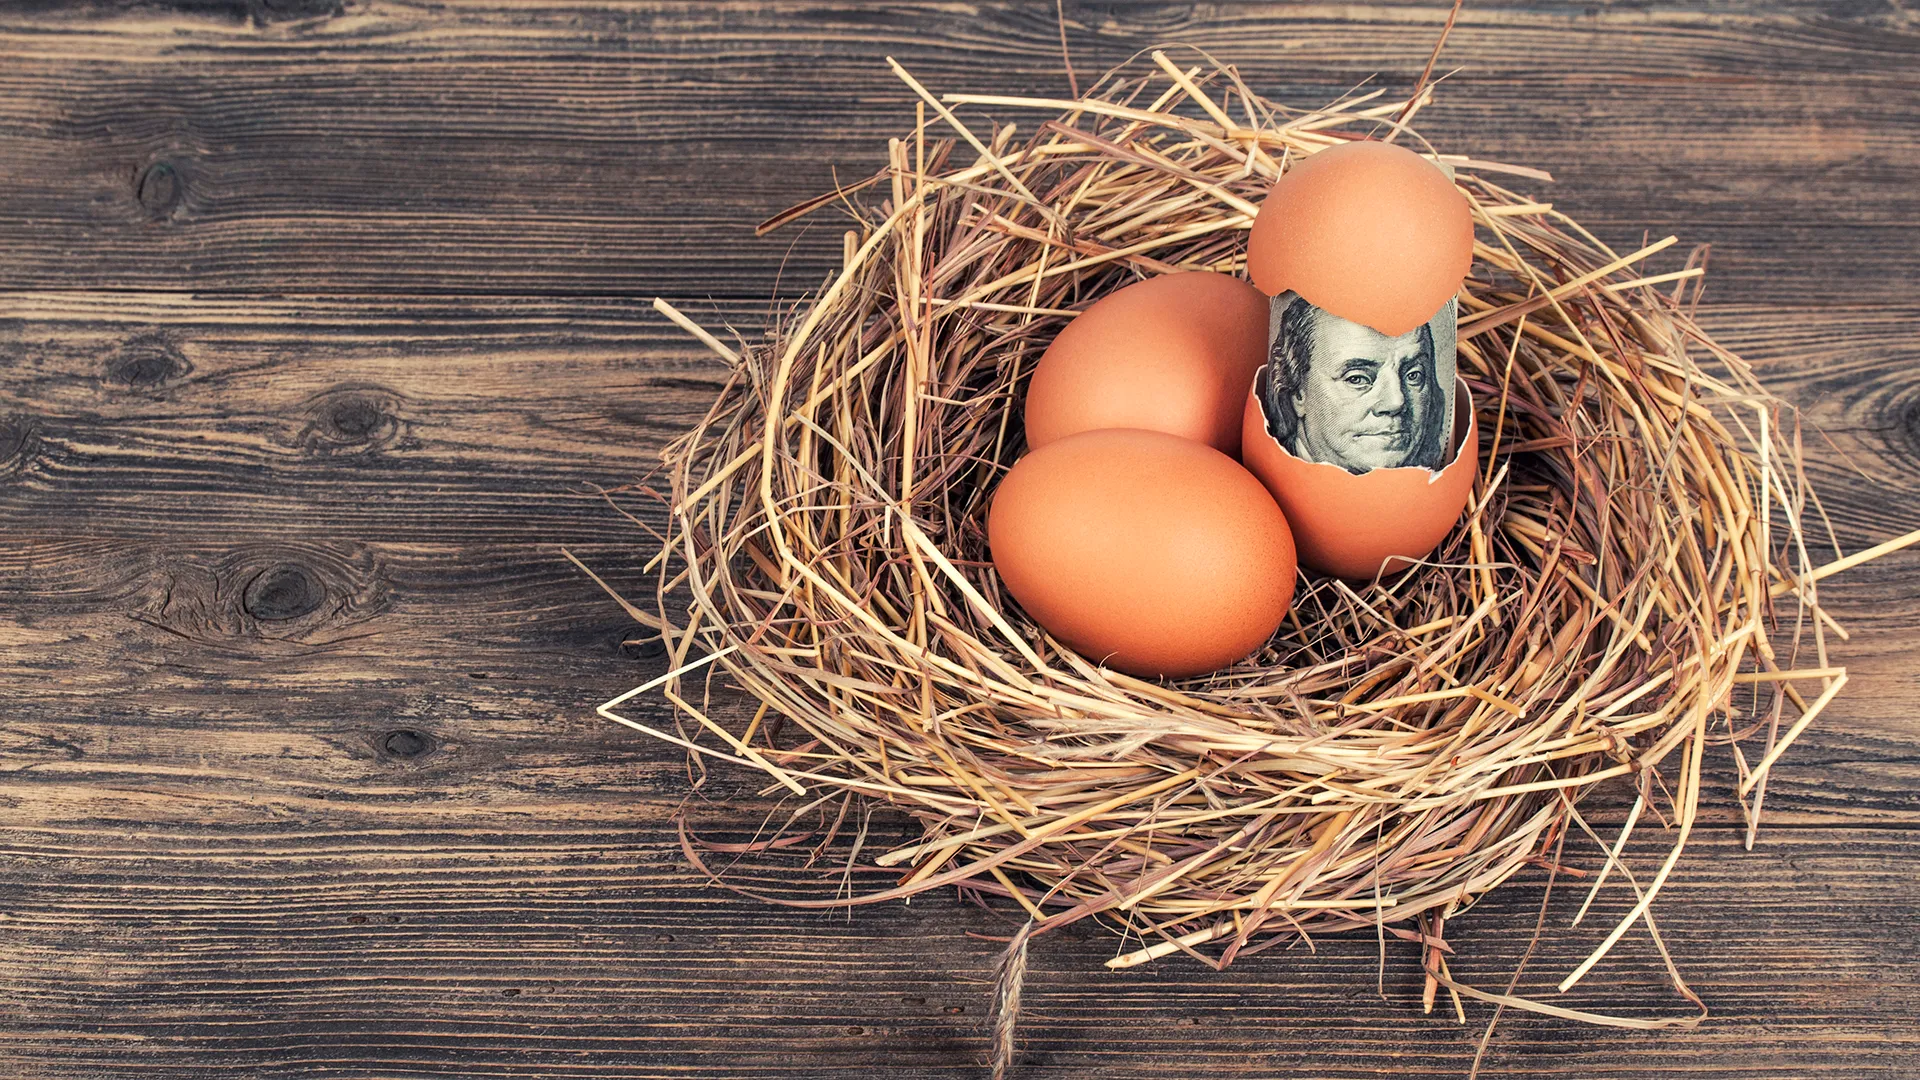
[3,1,1917,1077]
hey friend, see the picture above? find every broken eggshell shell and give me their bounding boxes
[1241,371,1479,581]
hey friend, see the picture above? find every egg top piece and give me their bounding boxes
[1247,141,1473,337]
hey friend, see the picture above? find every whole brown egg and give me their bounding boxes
[987,427,1297,679]
[1023,271,1269,457]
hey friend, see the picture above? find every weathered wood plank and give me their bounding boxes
[0,294,703,542]
[3,294,1917,543]
[4,4,1918,1076]
[0,812,1915,1077]
[0,1,1914,302]
[0,541,1908,828]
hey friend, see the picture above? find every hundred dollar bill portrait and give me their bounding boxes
[1262,291,1456,474]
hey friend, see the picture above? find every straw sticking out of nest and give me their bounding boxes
[575,48,1920,1030]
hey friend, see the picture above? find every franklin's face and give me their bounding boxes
[1290,317,1436,473]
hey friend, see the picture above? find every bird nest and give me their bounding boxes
[579,51,1887,1031]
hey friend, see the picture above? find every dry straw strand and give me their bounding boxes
[589,52,1918,1028]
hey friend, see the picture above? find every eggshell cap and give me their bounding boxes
[1247,141,1473,337]
[1241,373,1478,580]
[1024,271,1269,457]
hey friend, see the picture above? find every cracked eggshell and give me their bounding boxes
[987,427,1297,680]
[1241,371,1478,581]
[1247,140,1473,337]
[1023,271,1270,457]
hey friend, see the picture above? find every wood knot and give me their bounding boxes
[136,161,185,220]
[251,0,346,22]
[294,384,409,456]
[1900,397,1920,461]
[380,728,436,760]
[0,413,37,477]
[133,541,389,652]
[242,564,327,621]
[106,335,193,390]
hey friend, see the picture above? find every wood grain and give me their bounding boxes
[2,818,1917,1078]
[3,1,1918,1077]
[0,1,1915,302]
[2,294,1916,543]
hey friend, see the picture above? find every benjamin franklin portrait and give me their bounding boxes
[1262,292,1456,474]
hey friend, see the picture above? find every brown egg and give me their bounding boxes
[1024,271,1269,457]
[1241,372,1478,580]
[1247,141,1473,337]
[988,428,1297,679]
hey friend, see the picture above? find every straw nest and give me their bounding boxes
[583,50,1896,1028]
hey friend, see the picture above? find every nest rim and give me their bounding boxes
[594,48,1881,1029]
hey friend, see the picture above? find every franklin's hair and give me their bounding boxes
[1263,294,1448,470]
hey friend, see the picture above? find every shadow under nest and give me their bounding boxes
[582,50,1874,1031]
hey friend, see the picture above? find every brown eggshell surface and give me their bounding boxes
[1023,271,1270,457]
[1247,141,1473,337]
[987,427,1297,679]
[1241,373,1479,581]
